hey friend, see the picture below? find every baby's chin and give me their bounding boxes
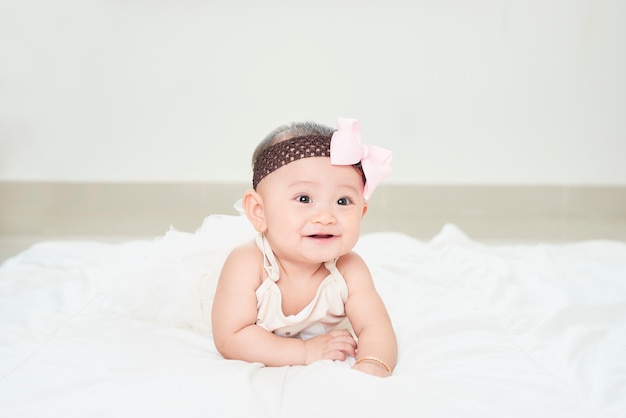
[299,238,352,260]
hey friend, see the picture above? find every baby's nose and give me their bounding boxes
[312,211,336,225]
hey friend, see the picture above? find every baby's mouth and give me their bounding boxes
[307,234,335,239]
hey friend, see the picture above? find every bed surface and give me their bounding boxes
[1,214,625,417]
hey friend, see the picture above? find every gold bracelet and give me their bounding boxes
[354,356,391,374]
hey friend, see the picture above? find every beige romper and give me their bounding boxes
[254,234,352,340]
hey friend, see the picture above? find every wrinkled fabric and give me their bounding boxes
[1,217,625,418]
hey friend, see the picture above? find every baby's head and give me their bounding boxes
[244,118,392,262]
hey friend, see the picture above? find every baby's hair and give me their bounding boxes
[252,121,335,167]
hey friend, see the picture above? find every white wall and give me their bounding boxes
[1,0,624,185]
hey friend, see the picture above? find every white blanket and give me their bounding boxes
[1,214,625,418]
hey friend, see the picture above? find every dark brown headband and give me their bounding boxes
[252,135,332,189]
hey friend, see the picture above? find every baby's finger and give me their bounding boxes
[331,329,356,343]
[330,339,357,358]
[326,350,347,361]
[333,332,357,348]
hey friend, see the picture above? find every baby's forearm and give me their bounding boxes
[215,325,305,367]
[354,326,398,372]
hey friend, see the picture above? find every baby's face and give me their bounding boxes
[257,157,367,264]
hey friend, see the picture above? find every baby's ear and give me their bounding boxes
[242,189,267,233]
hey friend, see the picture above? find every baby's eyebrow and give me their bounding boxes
[335,181,362,192]
[285,179,362,196]
[286,180,318,189]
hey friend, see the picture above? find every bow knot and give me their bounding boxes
[330,118,392,200]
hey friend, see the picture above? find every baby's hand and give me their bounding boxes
[303,329,357,364]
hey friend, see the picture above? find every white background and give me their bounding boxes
[1,0,624,185]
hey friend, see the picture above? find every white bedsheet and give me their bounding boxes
[1,214,625,418]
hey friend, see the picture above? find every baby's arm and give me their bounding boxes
[341,252,398,377]
[211,242,356,366]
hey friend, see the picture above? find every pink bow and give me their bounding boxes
[330,118,392,200]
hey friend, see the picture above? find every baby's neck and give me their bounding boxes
[275,258,326,283]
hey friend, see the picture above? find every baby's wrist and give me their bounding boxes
[354,356,392,374]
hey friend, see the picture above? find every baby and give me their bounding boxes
[212,118,397,377]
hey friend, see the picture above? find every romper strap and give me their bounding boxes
[255,234,280,282]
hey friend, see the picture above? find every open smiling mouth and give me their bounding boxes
[307,234,335,239]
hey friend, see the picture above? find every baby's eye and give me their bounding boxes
[296,195,311,204]
[337,197,352,206]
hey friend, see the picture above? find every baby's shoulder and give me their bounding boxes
[335,251,369,275]
[221,240,264,280]
[336,252,375,292]
[228,239,261,259]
